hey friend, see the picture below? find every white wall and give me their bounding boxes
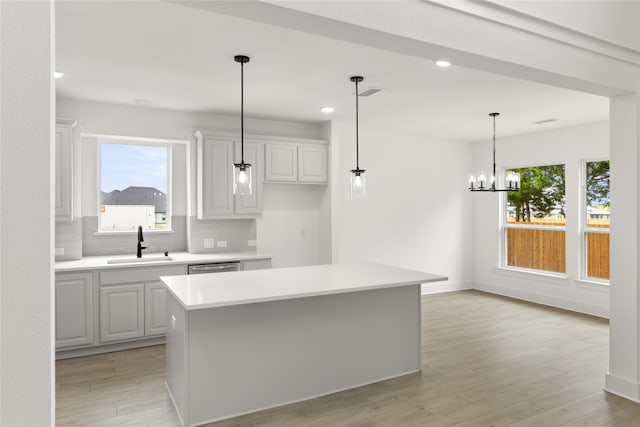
[257,184,327,268]
[0,1,54,425]
[472,121,610,317]
[330,120,473,294]
[56,97,328,266]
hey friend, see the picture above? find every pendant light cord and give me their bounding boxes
[240,59,244,164]
[492,113,496,183]
[355,78,359,170]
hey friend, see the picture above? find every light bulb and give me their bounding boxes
[238,170,248,184]
[354,175,363,187]
[478,171,487,188]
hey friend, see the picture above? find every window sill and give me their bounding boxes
[494,266,568,285]
[574,279,610,291]
[93,230,175,236]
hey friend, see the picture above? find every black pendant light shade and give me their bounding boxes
[233,55,252,195]
[350,76,366,197]
[468,112,520,192]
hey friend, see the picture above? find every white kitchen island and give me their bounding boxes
[161,262,447,426]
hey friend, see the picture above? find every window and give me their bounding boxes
[583,160,610,281]
[98,139,171,232]
[503,164,566,274]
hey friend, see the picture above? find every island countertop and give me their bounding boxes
[161,262,447,310]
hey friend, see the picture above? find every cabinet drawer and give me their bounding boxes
[100,265,186,285]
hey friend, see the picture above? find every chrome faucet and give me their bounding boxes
[136,225,146,258]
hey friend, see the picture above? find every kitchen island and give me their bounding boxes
[161,262,447,426]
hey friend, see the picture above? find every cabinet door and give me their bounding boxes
[197,138,234,218]
[99,284,144,342]
[145,282,167,336]
[298,145,328,183]
[265,144,297,182]
[55,121,74,221]
[234,141,263,214]
[55,273,93,349]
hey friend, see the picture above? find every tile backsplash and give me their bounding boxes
[187,216,256,253]
[55,218,83,261]
[55,215,256,260]
[81,216,187,256]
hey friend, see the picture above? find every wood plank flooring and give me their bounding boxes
[56,290,640,426]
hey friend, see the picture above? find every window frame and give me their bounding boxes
[500,163,567,277]
[96,135,174,234]
[580,158,610,284]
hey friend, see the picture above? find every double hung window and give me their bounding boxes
[503,164,566,274]
[583,160,610,282]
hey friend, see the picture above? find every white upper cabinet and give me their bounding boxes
[55,119,77,221]
[195,131,264,219]
[194,131,327,219]
[265,144,298,182]
[298,145,328,183]
[264,142,328,185]
[196,137,235,218]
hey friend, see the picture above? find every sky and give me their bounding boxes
[101,142,167,193]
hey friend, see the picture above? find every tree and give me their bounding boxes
[507,165,565,222]
[586,160,610,208]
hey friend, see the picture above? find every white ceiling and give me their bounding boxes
[55,1,609,142]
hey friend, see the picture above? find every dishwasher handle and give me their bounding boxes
[188,263,239,273]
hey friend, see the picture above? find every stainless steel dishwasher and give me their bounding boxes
[187,261,241,275]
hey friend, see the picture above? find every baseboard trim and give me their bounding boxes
[473,281,609,318]
[605,373,640,402]
[421,281,471,295]
[55,336,166,359]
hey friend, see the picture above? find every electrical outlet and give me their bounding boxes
[55,248,64,256]
[204,238,215,249]
[217,240,227,248]
[248,240,257,247]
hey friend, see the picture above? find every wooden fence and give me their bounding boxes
[586,232,609,280]
[506,219,610,279]
[506,228,566,273]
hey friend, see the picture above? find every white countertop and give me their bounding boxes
[161,262,447,310]
[55,251,272,272]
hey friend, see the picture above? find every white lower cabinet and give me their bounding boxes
[56,259,270,355]
[242,259,272,271]
[99,284,145,342]
[145,282,167,336]
[55,272,93,349]
[98,265,184,344]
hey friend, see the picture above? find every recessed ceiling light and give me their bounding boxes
[54,71,65,79]
[435,60,451,68]
[320,106,334,113]
[134,99,152,106]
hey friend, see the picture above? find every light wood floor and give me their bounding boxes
[56,290,640,426]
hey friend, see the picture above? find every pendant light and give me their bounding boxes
[350,76,366,197]
[233,55,252,195]
[468,112,520,192]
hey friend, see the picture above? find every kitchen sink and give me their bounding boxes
[107,256,173,264]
